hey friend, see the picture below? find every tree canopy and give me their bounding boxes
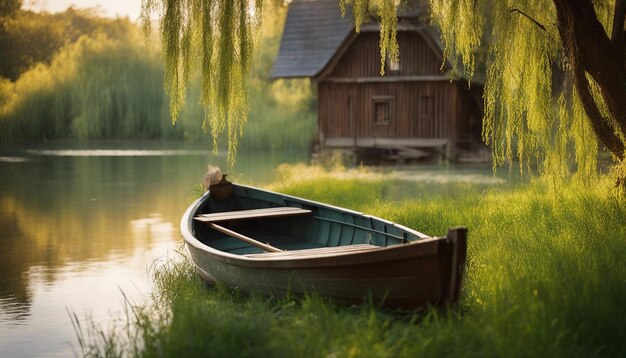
[0,6,137,80]
[143,0,626,183]
[0,0,21,18]
[428,0,626,184]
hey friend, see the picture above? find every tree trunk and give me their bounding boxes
[553,0,626,160]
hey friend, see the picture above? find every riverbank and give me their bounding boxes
[76,167,626,357]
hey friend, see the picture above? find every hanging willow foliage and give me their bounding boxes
[143,0,625,182]
[366,0,626,184]
[428,0,626,181]
[343,0,400,75]
[141,0,262,163]
[144,0,401,162]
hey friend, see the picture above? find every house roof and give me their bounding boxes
[270,0,479,83]
[270,0,354,78]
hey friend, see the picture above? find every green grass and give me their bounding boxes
[74,168,626,357]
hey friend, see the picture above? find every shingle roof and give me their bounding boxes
[270,0,472,82]
[270,0,354,78]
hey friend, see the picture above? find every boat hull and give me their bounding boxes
[181,185,467,309]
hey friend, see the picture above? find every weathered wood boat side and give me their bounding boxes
[180,183,467,309]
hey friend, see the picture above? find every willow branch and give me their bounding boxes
[574,66,625,159]
[611,0,625,44]
[510,8,548,33]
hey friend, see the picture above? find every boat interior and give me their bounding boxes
[192,184,422,256]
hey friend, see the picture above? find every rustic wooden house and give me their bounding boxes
[271,0,484,161]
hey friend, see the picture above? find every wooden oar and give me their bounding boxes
[208,223,283,253]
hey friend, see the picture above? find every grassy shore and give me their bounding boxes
[75,166,626,357]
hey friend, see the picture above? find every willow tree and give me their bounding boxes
[140,0,402,163]
[144,0,626,184]
[140,0,263,163]
[427,0,626,187]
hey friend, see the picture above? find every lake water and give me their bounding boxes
[0,140,505,357]
[0,141,311,357]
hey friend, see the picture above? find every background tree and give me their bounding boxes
[0,6,136,80]
[0,0,20,18]
[0,0,22,79]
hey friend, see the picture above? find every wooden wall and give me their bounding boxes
[318,81,458,140]
[328,31,444,78]
[315,29,481,156]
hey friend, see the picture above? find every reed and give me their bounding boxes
[74,169,626,357]
[177,74,316,151]
[0,7,316,152]
[0,33,183,141]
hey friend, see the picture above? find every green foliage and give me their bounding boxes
[0,7,135,80]
[174,69,316,150]
[376,0,399,75]
[139,0,404,160]
[428,0,624,181]
[141,0,264,163]
[0,9,181,140]
[0,0,21,18]
[144,0,625,178]
[342,0,399,75]
[242,99,316,152]
[0,33,191,141]
[239,3,316,151]
[0,5,316,151]
[75,172,626,357]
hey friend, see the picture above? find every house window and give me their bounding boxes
[375,102,389,123]
[373,96,394,125]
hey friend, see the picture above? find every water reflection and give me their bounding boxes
[0,200,35,325]
[0,156,29,163]
[25,149,215,157]
[0,141,309,357]
[0,298,31,323]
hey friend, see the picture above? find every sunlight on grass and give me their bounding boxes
[74,167,626,357]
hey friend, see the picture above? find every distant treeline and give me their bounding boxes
[0,4,315,151]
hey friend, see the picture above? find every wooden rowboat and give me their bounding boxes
[181,180,467,309]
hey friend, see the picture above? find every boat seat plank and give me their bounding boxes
[195,207,311,223]
[244,244,380,258]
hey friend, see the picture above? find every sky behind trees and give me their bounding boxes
[27,0,141,20]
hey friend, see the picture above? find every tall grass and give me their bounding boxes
[177,72,316,150]
[242,79,316,152]
[74,169,626,357]
[0,6,316,152]
[0,32,185,141]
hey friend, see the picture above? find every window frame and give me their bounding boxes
[372,95,394,126]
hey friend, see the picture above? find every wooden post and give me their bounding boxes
[442,227,468,304]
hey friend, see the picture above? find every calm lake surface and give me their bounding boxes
[0,140,505,357]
